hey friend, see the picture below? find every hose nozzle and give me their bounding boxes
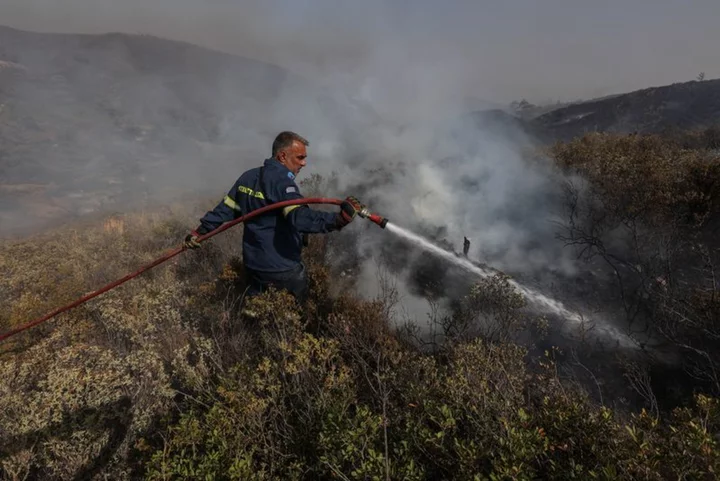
[358,207,388,229]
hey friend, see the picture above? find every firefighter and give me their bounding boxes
[184,131,364,305]
[463,237,470,257]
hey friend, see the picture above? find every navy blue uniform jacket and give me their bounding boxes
[194,158,340,273]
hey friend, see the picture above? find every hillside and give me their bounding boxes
[1,129,719,479]
[531,79,720,140]
[0,25,350,234]
[0,25,309,152]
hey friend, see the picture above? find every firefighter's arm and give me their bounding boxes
[277,181,343,233]
[185,181,243,248]
[196,190,242,234]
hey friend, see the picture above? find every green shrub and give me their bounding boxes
[144,289,720,480]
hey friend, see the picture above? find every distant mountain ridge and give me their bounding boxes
[0,24,312,156]
[528,79,720,140]
[0,25,342,233]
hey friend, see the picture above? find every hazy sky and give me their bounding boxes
[2,0,719,104]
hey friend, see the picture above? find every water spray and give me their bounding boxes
[382,222,638,349]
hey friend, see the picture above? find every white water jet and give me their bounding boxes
[385,222,638,349]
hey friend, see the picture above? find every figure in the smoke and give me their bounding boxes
[463,236,470,257]
[184,131,364,309]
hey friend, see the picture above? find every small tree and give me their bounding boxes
[697,72,706,81]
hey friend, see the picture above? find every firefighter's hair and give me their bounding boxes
[272,131,309,157]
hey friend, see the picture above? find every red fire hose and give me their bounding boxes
[0,197,388,343]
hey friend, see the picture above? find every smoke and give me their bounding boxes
[0,9,584,320]
[347,116,576,277]
[321,109,587,328]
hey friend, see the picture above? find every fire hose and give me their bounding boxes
[0,197,388,343]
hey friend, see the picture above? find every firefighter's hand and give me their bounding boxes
[184,232,202,249]
[337,196,364,227]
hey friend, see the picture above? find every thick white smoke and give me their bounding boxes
[290,89,578,277]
